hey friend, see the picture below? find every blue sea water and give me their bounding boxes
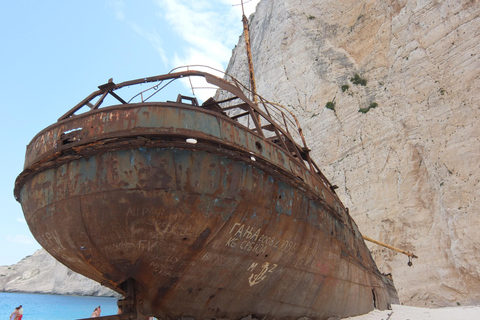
[0,292,119,320]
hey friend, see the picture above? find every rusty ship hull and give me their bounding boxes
[15,69,398,319]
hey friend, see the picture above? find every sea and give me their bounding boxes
[0,292,119,320]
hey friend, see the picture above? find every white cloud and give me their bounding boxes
[107,1,169,66]
[107,0,261,101]
[171,49,226,102]
[6,235,35,245]
[230,0,260,18]
[155,0,260,100]
[129,22,168,66]
[16,217,26,223]
[156,0,259,67]
[108,0,126,21]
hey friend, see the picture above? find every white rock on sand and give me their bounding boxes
[341,304,480,320]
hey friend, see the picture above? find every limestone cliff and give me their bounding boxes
[225,0,480,308]
[0,249,119,297]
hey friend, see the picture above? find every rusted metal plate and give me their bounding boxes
[19,145,396,318]
[15,69,398,320]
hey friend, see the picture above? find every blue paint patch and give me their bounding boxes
[44,205,55,219]
[130,152,135,167]
[195,112,221,138]
[138,107,162,128]
[196,195,237,221]
[84,157,97,182]
[275,181,293,216]
[307,199,321,227]
[133,147,152,165]
[42,170,55,206]
[179,110,196,131]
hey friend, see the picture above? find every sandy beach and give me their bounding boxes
[341,304,480,320]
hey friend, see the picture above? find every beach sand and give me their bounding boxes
[341,304,480,320]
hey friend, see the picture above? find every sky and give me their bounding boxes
[0,0,260,266]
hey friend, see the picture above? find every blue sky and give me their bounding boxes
[0,0,259,266]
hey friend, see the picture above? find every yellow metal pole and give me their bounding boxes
[363,235,418,259]
[241,1,258,104]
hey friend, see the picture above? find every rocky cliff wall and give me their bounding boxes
[0,249,119,297]
[226,0,480,307]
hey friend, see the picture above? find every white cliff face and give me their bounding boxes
[226,0,480,307]
[0,249,119,297]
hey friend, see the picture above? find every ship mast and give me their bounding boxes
[241,0,258,104]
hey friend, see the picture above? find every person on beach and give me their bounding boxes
[90,306,101,317]
[17,306,23,320]
[9,307,18,320]
[10,306,23,320]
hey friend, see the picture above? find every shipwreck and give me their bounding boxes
[14,65,399,320]
[14,3,401,318]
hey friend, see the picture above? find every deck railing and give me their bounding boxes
[57,66,335,190]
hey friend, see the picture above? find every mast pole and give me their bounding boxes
[241,0,258,104]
